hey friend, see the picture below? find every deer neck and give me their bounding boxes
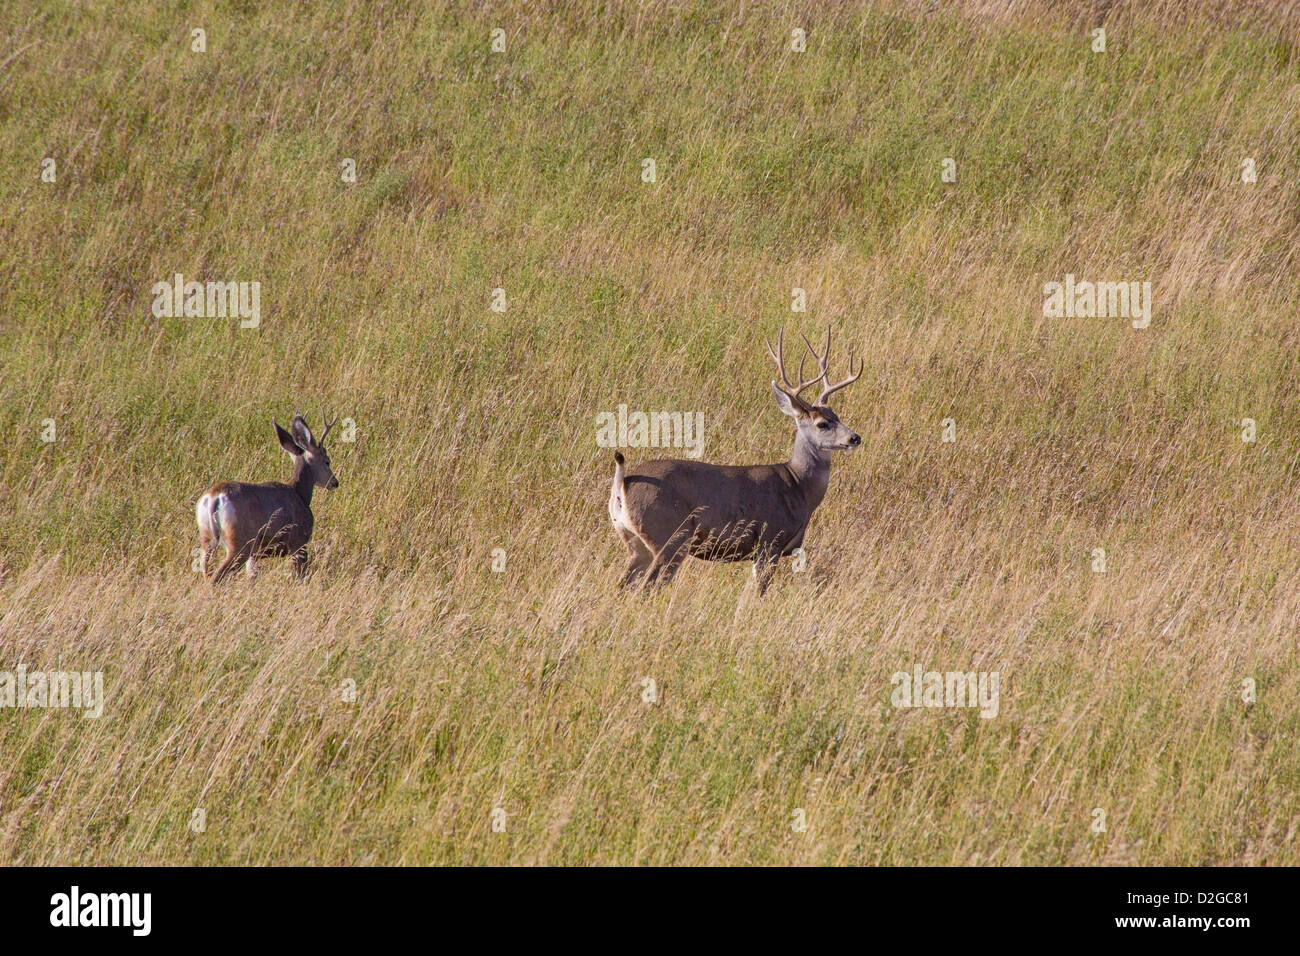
[788,429,832,510]
[291,459,315,507]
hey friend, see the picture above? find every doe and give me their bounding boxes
[196,410,340,584]
[609,327,861,594]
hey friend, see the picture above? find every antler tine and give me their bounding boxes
[798,328,832,385]
[816,353,863,406]
[763,326,784,372]
[766,326,823,401]
[320,406,339,442]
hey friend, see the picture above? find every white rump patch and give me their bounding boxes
[195,494,213,535]
[196,492,229,540]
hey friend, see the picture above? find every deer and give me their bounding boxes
[195,410,340,585]
[608,327,861,595]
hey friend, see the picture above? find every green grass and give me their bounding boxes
[1,0,1298,864]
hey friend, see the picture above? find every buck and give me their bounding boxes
[196,411,340,584]
[609,327,861,594]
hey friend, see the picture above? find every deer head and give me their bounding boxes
[765,327,862,452]
[274,408,341,490]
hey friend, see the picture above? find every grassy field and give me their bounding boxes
[2,0,1299,864]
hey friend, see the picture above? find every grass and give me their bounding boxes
[1,0,1298,864]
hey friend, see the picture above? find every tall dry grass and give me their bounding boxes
[1,1,1298,863]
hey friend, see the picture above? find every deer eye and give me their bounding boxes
[816,421,831,430]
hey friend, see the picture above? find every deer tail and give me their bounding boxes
[609,452,627,522]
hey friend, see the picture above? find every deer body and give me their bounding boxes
[610,328,860,594]
[196,412,339,584]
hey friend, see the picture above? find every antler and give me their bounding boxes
[769,327,863,407]
[765,327,825,406]
[320,407,339,443]
[807,327,862,406]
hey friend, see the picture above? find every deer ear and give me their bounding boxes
[290,414,314,448]
[275,422,303,457]
[771,382,805,418]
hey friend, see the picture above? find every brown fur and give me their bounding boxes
[610,329,862,595]
[197,413,339,585]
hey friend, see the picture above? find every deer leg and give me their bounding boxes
[754,549,780,596]
[198,531,218,579]
[622,551,652,588]
[210,551,245,585]
[645,526,694,588]
[618,531,653,588]
[292,548,310,580]
[211,534,251,586]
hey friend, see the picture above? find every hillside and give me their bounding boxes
[1,1,1298,864]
